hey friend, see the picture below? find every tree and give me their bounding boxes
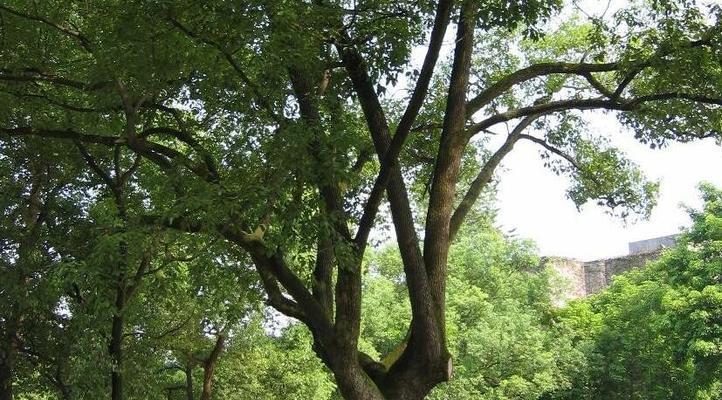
[556,184,722,399]
[1,0,720,398]
[0,138,85,400]
[362,221,585,399]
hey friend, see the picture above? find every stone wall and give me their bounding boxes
[628,235,678,255]
[544,235,676,301]
[544,257,586,305]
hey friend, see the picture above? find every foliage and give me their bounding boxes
[556,184,722,400]
[1,0,721,398]
[362,222,585,400]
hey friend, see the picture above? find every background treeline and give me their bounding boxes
[3,143,720,399]
[2,0,721,398]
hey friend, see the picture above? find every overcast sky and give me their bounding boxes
[494,114,722,261]
[484,0,722,261]
[394,0,722,261]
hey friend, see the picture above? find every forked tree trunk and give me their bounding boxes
[200,334,225,400]
[332,362,445,400]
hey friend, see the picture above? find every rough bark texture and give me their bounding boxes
[424,0,477,335]
[200,334,225,400]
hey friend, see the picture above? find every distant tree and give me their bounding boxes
[362,221,584,399]
[557,184,722,399]
[0,139,85,400]
[1,0,721,398]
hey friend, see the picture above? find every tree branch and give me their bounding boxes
[422,0,477,361]
[469,91,722,136]
[222,230,333,342]
[1,126,117,145]
[74,141,115,188]
[337,39,435,362]
[518,133,597,181]
[140,126,219,182]
[0,5,93,52]
[354,0,453,249]
[0,89,116,113]
[466,62,619,116]
[466,27,719,117]
[449,114,542,239]
[166,16,283,124]
[0,69,111,91]
[313,227,334,321]
[581,72,614,98]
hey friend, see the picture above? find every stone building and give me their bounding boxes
[544,234,678,303]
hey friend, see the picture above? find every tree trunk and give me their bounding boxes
[0,352,12,400]
[184,362,194,400]
[109,282,125,400]
[200,334,225,400]
[331,362,385,400]
[0,314,19,400]
[53,367,73,400]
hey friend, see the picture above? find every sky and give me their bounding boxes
[493,115,722,261]
[392,0,722,261]
[491,0,722,261]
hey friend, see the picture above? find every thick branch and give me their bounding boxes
[466,27,719,117]
[422,0,477,354]
[140,127,219,182]
[337,41,434,359]
[0,89,116,113]
[126,250,152,299]
[0,5,93,52]
[355,0,453,248]
[466,62,618,116]
[469,92,722,136]
[198,334,225,400]
[2,126,117,145]
[313,230,334,321]
[449,114,541,240]
[222,230,333,342]
[0,69,111,91]
[628,92,722,107]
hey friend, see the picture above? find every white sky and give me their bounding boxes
[494,114,722,261]
[491,0,722,261]
[391,0,722,261]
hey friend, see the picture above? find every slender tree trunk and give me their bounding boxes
[0,305,22,400]
[109,282,125,400]
[59,385,72,400]
[200,335,225,400]
[109,181,128,400]
[57,380,72,400]
[0,346,13,400]
[52,366,73,400]
[184,362,194,400]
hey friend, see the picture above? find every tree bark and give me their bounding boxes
[329,361,385,400]
[184,362,194,400]
[200,334,225,400]
[109,282,125,400]
[0,343,13,400]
